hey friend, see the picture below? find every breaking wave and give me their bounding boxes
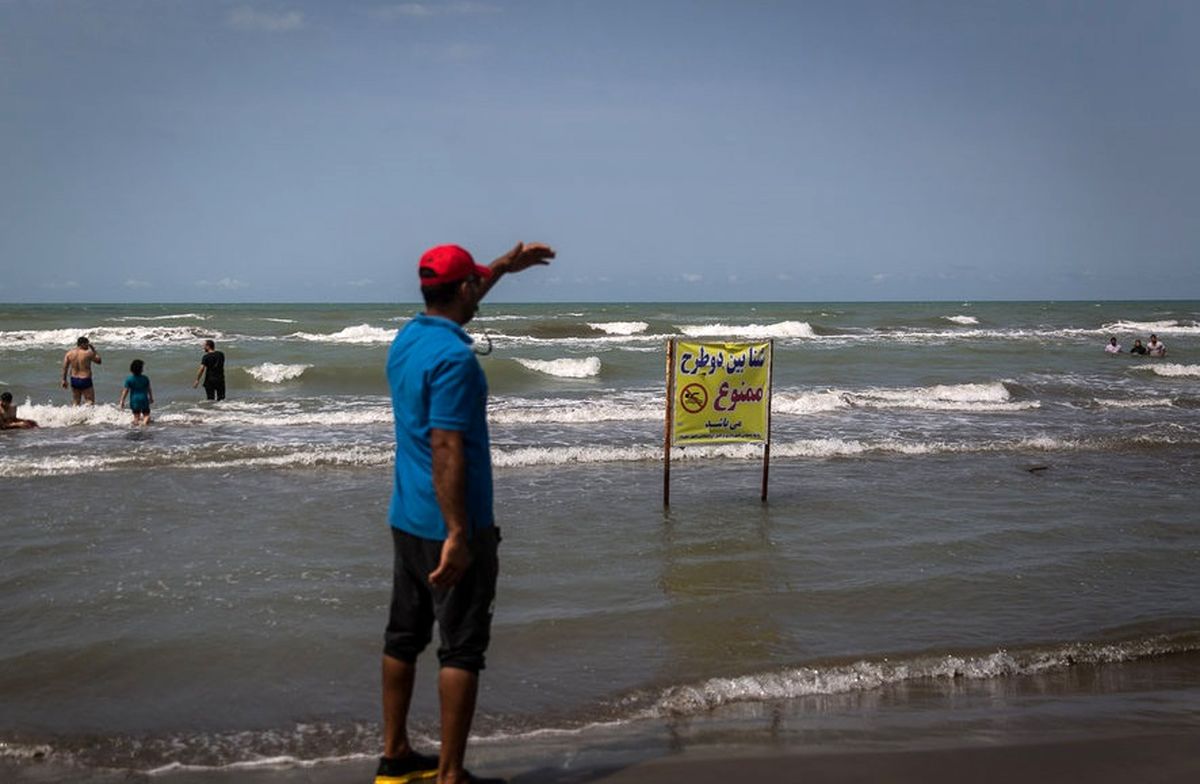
[646,630,1200,717]
[943,315,979,325]
[1131,363,1200,378]
[1102,319,1200,334]
[289,324,396,344]
[0,325,220,350]
[513,357,602,378]
[243,363,311,383]
[676,321,816,339]
[587,321,648,335]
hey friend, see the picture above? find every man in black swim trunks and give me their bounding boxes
[193,339,226,400]
[61,335,101,405]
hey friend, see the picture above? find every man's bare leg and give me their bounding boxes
[382,654,418,759]
[437,666,478,784]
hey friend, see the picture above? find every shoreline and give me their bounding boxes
[12,730,1195,783]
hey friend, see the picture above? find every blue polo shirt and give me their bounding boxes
[387,313,494,540]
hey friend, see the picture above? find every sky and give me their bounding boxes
[2,0,1198,303]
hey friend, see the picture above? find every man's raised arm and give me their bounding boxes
[475,242,555,302]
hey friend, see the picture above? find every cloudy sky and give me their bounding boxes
[2,1,1198,303]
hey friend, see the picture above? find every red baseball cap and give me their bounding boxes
[418,244,493,287]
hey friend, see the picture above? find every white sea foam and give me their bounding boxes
[1102,319,1200,334]
[147,752,373,776]
[0,454,143,478]
[587,321,648,335]
[514,357,602,378]
[11,401,132,428]
[243,363,311,383]
[492,444,661,467]
[289,324,396,344]
[484,332,669,348]
[647,635,1200,717]
[676,321,817,339]
[5,432,1194,478]
[156,404,393,428]
[772,390,849,415]
[1131,363,1200,378]
[0,325,220,350]
[0,445,393,478]
[260,317,297,323]
[108,313,207,322]
[0,741,53,761]
[490,396,660,424]
[187,446,392,470]
[1092,397,1175,409]
[843,382,1038,412]
[943,314,979,325]
[12,400,394,429]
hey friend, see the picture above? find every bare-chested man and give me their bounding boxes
[1,391,39,429]
[61,335,102,405]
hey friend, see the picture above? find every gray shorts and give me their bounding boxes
[384,526,500,672]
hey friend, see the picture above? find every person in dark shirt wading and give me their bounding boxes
[193,339,227,400]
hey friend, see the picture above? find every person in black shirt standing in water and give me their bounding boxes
[193,339,227,400]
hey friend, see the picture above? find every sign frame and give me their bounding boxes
[663,338,774,505]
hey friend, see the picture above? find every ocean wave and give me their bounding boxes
[842,382,1038,412]
[775,382,1036,414]
[490,396,661,424]
[5,433,1198,477]
[11,401,394,429]
[260,318,297,323]
[1091,397,1176,409]
[943,314,979,325]
[676,321,817,339]
[1102,319,1200,334]
[0,742,52,761]
[107,313,207,322]
[513,357,602,378]
[289,324,396,344]
[11,401,134,428]
[11,721,389,776]
[772,390,850,415]
[0,325,220,350]
[0,445,393,478]
[14,628,1199,774]
[485,332,669,348]
[1131,363,1200,378]
[645,630,1200,717]
[147,753,373,776]
[587,321,649,335]
[243,363,311,383]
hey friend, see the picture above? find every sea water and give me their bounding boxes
[1,301,1199,777]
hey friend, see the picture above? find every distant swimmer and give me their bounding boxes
[0,391,39,429]
[1147,334,1167,357]
[1105,337,1122,354]
[193,339,226,400]
[61,335,102,405]
[1130,339,1148,355]
[119,359,154,426]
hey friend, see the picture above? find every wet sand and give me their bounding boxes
[17,730,1189,784]
[557,733,1200,784]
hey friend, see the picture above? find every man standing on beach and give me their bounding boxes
[193,339,226,400]
[61,336,102,405]
[377,241,553,784]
